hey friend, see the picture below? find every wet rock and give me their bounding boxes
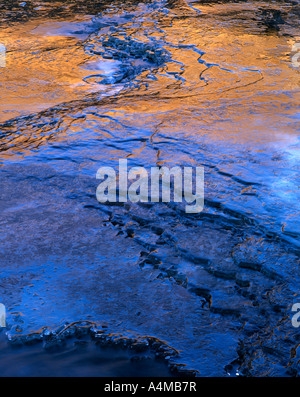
[208,268,236,280]
[85,28,171,86]
[130,341,149,352]
[126,227,135,238]
[210,307,241,318]
[238,261,262,271]
[23,333,42,345]
[168,362,197,376]
[173,273,188,288]
[257,8,285,31]
[189,286,212,307]
[235,278,251,288]
[176,368,199,377]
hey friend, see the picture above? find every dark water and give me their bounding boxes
[0,0,299,377]
[0,330,177,377]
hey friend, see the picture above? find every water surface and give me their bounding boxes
[0,0,299,376]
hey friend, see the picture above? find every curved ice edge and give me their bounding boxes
[2,321,199,377]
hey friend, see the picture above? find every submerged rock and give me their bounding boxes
[257,8,285,31]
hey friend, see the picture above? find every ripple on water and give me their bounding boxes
[0,0,299,377]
